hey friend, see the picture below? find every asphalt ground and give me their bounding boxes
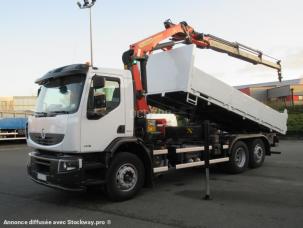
[0,140,302,228]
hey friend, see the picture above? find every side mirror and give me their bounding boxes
[94,94,106,109]
[93,76,105,88]
[87,76,106,120]
[37,87,41,96]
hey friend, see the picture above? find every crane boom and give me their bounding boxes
[122,20,282,113]
[200,34,281,76]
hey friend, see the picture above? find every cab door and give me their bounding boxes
[80,74,126,152]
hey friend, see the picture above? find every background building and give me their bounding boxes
[0,96,36,117]
[236,77,303,107]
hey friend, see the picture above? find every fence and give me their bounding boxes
[0,111,33,118]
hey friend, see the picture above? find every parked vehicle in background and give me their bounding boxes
[0,112,31,141]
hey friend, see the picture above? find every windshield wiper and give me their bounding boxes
[34,112,48,117]
[48,111,70,116]
[34,111,69,117]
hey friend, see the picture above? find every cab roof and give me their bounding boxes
[35,64,89,84]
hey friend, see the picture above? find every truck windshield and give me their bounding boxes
[36,75,86,115]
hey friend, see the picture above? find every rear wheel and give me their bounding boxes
[226,141,249,174]
[105,152,145,201]
[249,139,266,168]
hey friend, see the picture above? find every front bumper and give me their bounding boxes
[27,151,104,191]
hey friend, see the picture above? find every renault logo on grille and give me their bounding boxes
[41,128,46,139]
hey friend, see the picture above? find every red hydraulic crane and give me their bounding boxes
[122,20,282,114]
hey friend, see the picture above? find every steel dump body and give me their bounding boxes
[146,45,287,134]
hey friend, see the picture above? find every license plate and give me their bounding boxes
[37,173,47,181]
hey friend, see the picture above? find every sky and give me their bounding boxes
[0,0,303,96]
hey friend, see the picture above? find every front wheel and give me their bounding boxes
[226,141,249,174]
[105,152,145,201]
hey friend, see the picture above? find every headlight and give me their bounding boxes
[58,159,82,173]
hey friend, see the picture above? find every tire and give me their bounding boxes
[105,152,145,201]
[226,141,249,174]
[249,139,266,168]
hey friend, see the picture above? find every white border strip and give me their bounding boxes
[176,146,213,153]
[176,161,205,169]
[153,166,169,173]
[209,157,229,164]
[176,146,204,153]
[153,149,168,155]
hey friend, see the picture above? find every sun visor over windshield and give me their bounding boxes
[35,64,89,85]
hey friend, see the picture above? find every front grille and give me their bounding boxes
[35,162,51,174]
[30,133,64,146]
[31,156,52,174]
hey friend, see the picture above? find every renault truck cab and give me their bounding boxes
[27,64,139,196]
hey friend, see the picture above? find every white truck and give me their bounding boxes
[27,21,287,201]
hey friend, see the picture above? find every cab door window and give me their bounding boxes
[87,77,120,119]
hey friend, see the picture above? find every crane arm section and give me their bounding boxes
[197,34,281,76]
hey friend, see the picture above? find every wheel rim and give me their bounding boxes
[253,144,264,163]
[115,163,138,192]
[234,147,246,168]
